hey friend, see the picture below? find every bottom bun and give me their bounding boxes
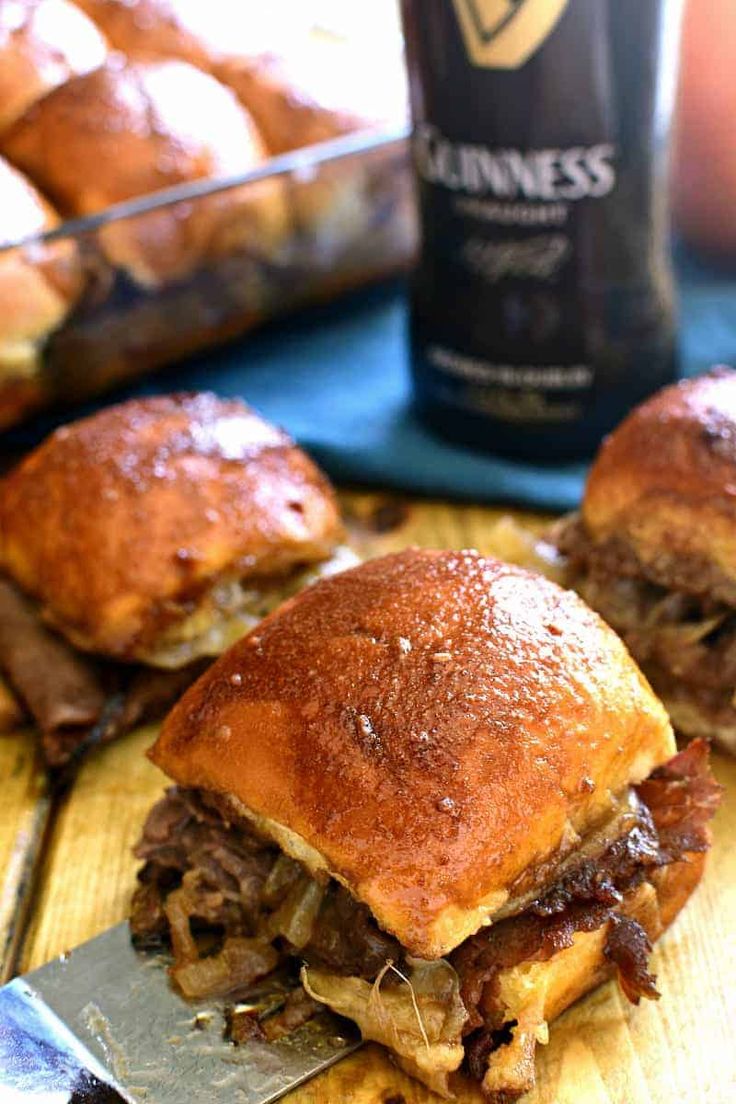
[472,855,704,1102]
[304,854,704,1102]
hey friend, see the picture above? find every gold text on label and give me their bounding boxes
[451,0,570,69]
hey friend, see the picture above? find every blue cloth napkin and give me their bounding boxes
[3,249,735,512]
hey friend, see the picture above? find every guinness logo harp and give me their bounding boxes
[452,0,570,68]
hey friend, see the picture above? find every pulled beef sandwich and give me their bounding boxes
[554,367,736,756]
[132,549,719,1102]
[0,392,351,764]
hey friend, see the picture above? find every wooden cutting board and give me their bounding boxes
[2,491,735,1103]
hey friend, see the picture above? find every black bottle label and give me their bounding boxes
[403,0,680,453]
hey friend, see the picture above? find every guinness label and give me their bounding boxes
[451,0,570,68]
[402,0,681,458]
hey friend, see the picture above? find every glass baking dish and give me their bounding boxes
[0,124,415,431]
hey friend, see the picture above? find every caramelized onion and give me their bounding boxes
[267,877,325,950]
[173,938,278,1000]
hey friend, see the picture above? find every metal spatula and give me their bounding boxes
[0,923,360,1103]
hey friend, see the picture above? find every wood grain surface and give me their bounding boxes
[0,731,50,982]
[2,492,735,1102]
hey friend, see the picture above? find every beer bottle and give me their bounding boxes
[401,0,683,458]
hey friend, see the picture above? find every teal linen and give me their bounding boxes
[3,250,734,512]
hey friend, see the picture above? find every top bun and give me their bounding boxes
[70,0,309,69]
[583,367,736,605]
[0,393,342,660]
[218,35,407,156]
[151,548,674,959]
[70,0,406,154]
[0,0,107,133]
[1,56,287,285]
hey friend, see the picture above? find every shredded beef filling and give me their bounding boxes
[0,580,108,762]
[131,741,720,1073]
[223,987,322,1045]
[555,515,736,727]
[555,513,736,607]
[0,578,209,767]
[131,787,399,1010]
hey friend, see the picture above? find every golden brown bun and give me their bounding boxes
[217,31,408,296]
[69,0,299,69]
[0,156,82,425]
[218,36,407,156]
[68,0,407,152]
[70,0,214,67]
[151,549,676,960]
[1,56,287,286]
[0,0,107,133]
[0,393,342,661]
[583,368,736,605]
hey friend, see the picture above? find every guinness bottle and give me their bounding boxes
[401,0,683,458]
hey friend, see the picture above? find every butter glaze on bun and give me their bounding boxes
[70,0,305,69]
[218,36,407,156]
[150,548,675,959]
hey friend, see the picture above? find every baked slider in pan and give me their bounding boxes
[0,154,82,428]
[67,0,406,149]
[1,55,288,287]
[0,0,107,134]
[61,2,409,276]
[554,367,736,755]
[134,549,719,1101]
[216,29,407,157]
[0,392,351,764]
[68,0,307,70]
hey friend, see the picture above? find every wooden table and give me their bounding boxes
[1,491,734,1103]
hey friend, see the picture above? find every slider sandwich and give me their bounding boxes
[133,549,719,1101]
[555,368,736,755]
[0,392,350,764]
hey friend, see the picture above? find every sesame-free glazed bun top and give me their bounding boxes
[0,0,107,133]
[1,56,286,285]
[0,393,342,661]
[583,367,736,605]
[151,549,675,959]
